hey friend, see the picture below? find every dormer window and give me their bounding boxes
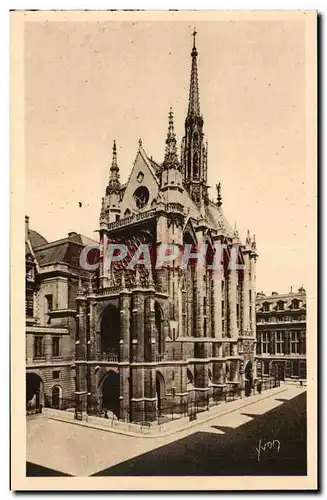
[277,301,285,311]
[263,302,270,312]
[291,299,300,310]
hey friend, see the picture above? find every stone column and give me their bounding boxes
[195,266,204,338]
[130,367,145,423]
[212,360,225,400]
[102,232,109,286]
[194,362,209,410]
[86,299,97,413]
[249,255,256,334]
[212,266,222,338]
[131,291,144,362]
[88,302,97,361]
[120,293,131,362]
[99,231,105,288]
[227,267,237,338]
[130,291,146,423]
[242,253,250,334]
[86,364,97,415]
[75,295,88,420]
[144,367,157,422]
[172,267,180,324]
[119,366,130,420]
[144,293,156,362]
[44,334,52,361]
[187,267,194,337]
[230,342,238,356]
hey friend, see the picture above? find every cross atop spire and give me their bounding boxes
[192,28,197,51]
[188,28,200,117]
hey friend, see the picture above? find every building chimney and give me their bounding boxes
[68,232,78,238]
[291,286,293,293]
[25,215,29,241]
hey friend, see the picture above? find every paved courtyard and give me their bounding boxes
[27,384,306,477]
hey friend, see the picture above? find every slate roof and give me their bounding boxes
[256,289,306,310]
[26,226,98,268]
[147,156,162,176]
[28,229,48,248]
[206,201,234,237]
[34,235,97,267]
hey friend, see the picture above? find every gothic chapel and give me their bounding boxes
[75,32,258,422]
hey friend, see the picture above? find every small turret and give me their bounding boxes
[251,234,257,251]
[245,229,252,246]
[104,141,122,224]
[106,140,120,195]
[216,182,222,209]
[232,221,240,244]
[161,108,184,191]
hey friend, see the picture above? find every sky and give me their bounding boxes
[25,18,311,294]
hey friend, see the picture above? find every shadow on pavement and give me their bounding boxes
[26,461,72,477]
[93,392,306,477]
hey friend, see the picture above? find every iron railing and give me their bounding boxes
[89,377,280,426]
[27,378,280,422]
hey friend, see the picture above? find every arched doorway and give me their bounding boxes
[100,305,120,360]
[52,385,62,409]
[156,372,165,415]
[155,302,164,355]
[277,362,285,381]
[26,373,43,411]
[102,371,120,418]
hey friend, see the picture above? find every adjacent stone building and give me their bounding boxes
[75,34,258,423]
[255,287,307,381]
[25,215,95,411]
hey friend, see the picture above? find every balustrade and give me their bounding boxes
[96,351,119,362]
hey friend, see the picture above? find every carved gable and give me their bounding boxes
[120,147,160,217]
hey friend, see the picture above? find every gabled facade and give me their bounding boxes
[75,34,258,423]
[25,215,95,412]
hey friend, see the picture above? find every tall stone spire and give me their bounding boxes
[163,108,180,170]
[182,29,208,206]
[106,140,120,194]
[188,29,201,118]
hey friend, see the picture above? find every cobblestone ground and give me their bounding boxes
[27,385,306,477]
